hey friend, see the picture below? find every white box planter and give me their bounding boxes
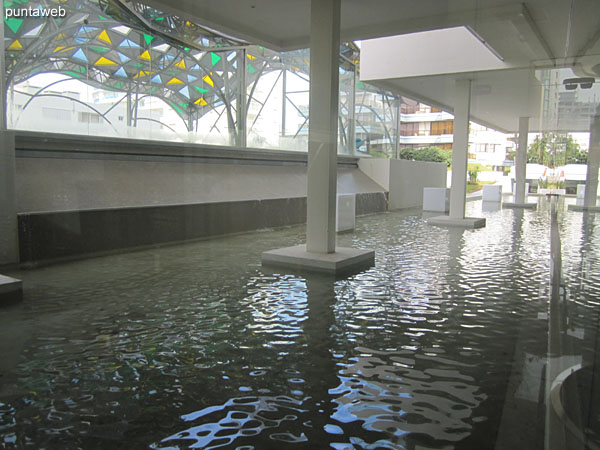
[577,184,586,199]
[336,194,355,232]
[482,185,502,202]
[538,188,566,195]
[423,187,449,212]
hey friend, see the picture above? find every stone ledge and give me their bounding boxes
[503,202,537,209]
[262,245,374,275]
[0,274,22,306]
[427,215,486,229]
[568,204,600,213]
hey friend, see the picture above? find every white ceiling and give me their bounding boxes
[138,0,600,133]
[139,0,600,57]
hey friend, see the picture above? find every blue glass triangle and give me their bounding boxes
[179,86,190,99]
[187,75,197,82]
[72,48,87,62]
[77,26,98,35]
[190,64,200,71]
[117,52,130,63]
[74,37,89,44]
[114,67,128,78]
[151,75,162,83]
[119,39,140,49]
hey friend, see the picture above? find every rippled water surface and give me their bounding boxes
[2,199,600,449]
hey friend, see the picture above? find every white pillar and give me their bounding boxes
[0,131,18,265]
[0,12,18,265]
[584,111,600,208]
[515,117,529,203]
[306,0,340,253]
[449,79,471,219]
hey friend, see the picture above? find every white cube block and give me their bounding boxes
[336,194,355,232]
[577,184,586,199]
[482,184,502,202]
[423,187,450,212]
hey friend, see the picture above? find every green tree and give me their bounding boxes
[527,133,586,167]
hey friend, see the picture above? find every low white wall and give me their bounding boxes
[359,158,446,210]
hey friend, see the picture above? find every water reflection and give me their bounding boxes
[1,202,598,449]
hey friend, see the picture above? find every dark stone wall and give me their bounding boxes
[18,193,387,264]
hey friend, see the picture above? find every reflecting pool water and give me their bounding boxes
[1,198,600,449]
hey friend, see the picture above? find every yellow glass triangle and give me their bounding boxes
[134,70,154,78]
[57,33,66,40]
[202,75,214,87]
[8,40,23,51]
[139,50,151,61]
[97,30,112,45]
[175,59,186,69]
[95,57,117,66]
[54,45,65,53]
[247,54,256,60]
[167,77,184,85]
[194,98,208,106]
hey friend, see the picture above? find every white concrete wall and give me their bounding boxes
[16,157,384,213]
[359,158,446,210]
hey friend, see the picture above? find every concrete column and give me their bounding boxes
[449,79,471,219]
[236,49,247,148]
[515,117,529,203]
[0,131,18,265]
[584,111,600,208]
[306,0,340,253]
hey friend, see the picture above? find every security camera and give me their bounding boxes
[563,77,595,90]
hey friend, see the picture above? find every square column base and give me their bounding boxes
[262,245,374,275]
[0,274,22,306]
[504,202,537,210]
[568,204,600,213]
[427,215,486,229]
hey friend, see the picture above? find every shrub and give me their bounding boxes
[398,146,452,166]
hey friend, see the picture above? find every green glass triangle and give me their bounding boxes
[75,67,86,73]
[356,81,365,89]
[5,18,23,34]
[99,15,107,21]
[114,82,123,89]
[246,64,255,74]
[169,101,183,114]
[194,86,209,94]
[143,34,155,45]
[89,46,109,53]
[211,52,221,66]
